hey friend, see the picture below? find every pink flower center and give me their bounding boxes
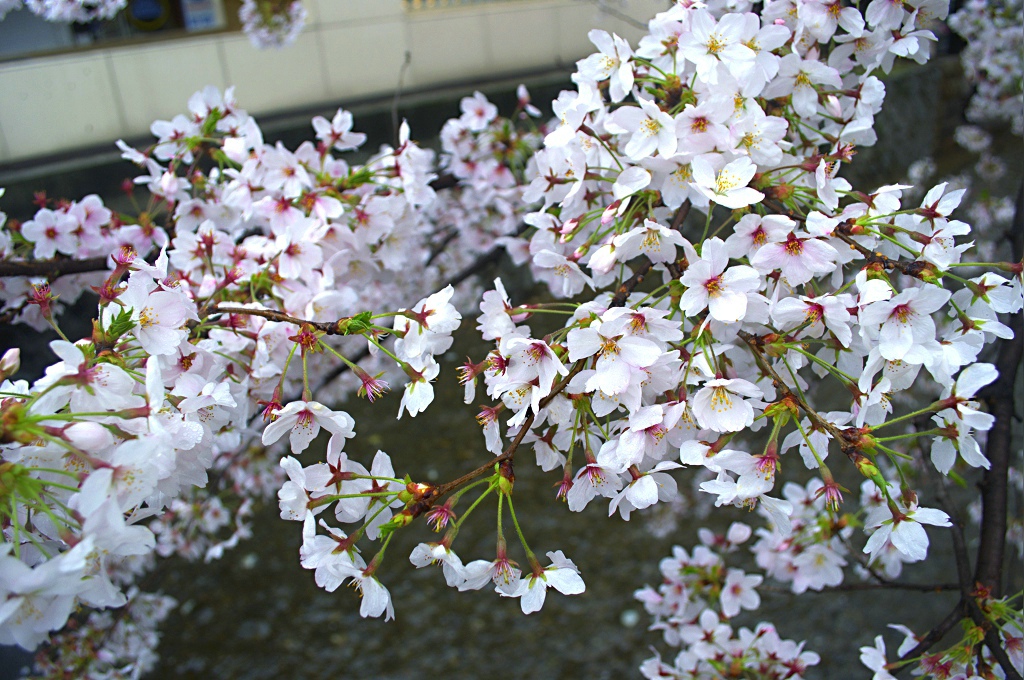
[705,275,723,297]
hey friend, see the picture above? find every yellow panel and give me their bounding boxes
[0,53,123,161]
[108,37,228,137]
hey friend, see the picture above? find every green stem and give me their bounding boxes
[505,492,535,563]
[453,477,497,531]
[875,429,943,442]
[870,403,941,430]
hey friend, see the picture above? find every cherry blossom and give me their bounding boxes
[261,401,355,455]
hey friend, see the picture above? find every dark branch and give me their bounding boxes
[823,582,959,592]
[893,602,965,675]
[0,256,109,280]
[973,179,1024,596]
[924,449,974,596]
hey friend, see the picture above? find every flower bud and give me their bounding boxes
[0,348,19,381]
[853,453,886,490]
[378,509,414,538]
[65,421,115,453]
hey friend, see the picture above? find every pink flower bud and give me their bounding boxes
[0,348,19,380]
[65,421,115,453]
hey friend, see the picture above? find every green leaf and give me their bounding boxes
[106,307,136,341]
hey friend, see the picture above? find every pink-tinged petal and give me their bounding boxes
[759,495,793,536]
[701,238,730,275]
[722,264,760,291]
[678,286,709,316]
[958,437,990,469]
[627,476,659,510]
[588,357,631,395]
[708,289,748,323]
[929,439,956,475]
[617,336,662,367]
[914,286,952,314]
[717,186,765,210]
[890,521,928,562]
[567,327,603,361]
[520,577,547,614]
[359,577,393,620]
[612,166,651,200]
[262,414,296,447]
[863,525,891,559]
[724,379,763,399]
[311,403,355,437]
[690,155,716,187]
[960,407,994,432]
[546,568,586,595]
[954,363,998,398]
[879,319,913,361]
[736,471,774,498]
[911,507,950,527]
[288,413,320,454]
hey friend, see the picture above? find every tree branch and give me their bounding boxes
[0,256,110,279]
[737,330,854,459]
[893,601,965,675]
[0,173,467,283]
[823,581,959,592]
[973,179,1024,596]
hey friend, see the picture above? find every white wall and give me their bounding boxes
[0,0,664,164]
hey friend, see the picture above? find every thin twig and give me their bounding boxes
[212,305,349,335]
[738,330,853,455]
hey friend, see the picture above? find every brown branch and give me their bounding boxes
[823,582,959,593]
[0,256,110,279]
[670,200,692,233]
[967,596,1024,680]
[893,602,965,675]
[431,359,587,501]
[832,227,934,281]
[428,172,459,192]
[974,180,1024,596]
[212,304,354,335]
[611,260,653,307]
[737,330,853,456]
[893,183,1024,679]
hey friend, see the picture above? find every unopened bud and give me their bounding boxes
[65,422,115,453]
[853,453,886,490]
[0,348,20,380]
[378,509,414,538]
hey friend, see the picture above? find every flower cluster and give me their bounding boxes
[635,526,820,679]
[28,588,176,679]
[0,0,126,22]
[0,0,309,52]
[0,84,542,654]
[948,0,1024,135]
[238,0,307,50]
[0,0,1021,677]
